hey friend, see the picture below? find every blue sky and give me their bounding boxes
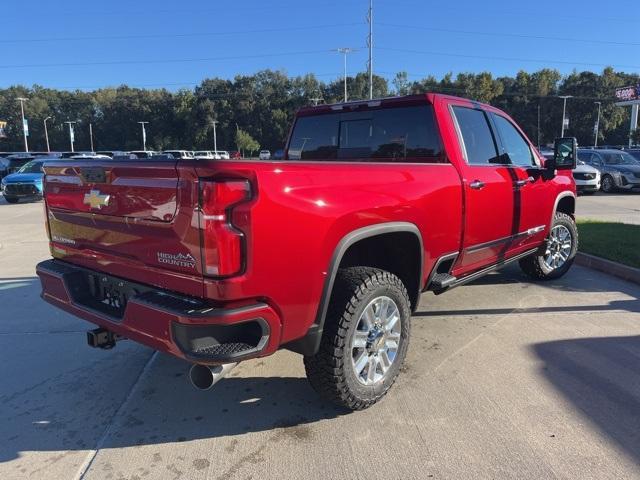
[1,0,638,90]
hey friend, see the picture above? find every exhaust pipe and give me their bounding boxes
[189,363,238,390]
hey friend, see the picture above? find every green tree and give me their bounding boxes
[235,128,259,157]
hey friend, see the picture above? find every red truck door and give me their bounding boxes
[488,112,553,253]
[448,103,520,275]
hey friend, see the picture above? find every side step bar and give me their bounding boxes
[431,248,538,295]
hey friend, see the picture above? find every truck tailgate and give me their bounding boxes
[43,159,205,297]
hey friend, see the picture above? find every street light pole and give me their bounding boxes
[16,97,29,152]
[89,123,95,152]
[367,0,373,100]
[335,48,355,102]
[64,121,76,152]
[44,116,52,153]
[559,95,572,137]
[593,101,601,147]
[212,120,218,154]
[137,121,149,151]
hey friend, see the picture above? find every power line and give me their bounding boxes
[377,22,640,48]
[0,49,365,70]
[0,23,362,44]
[375,46,640,71]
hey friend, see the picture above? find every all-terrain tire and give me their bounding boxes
[304,267,411,410]
[519,212,578,281]
[3,196,19,204]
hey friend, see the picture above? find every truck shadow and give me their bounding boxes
[532,335,640,464]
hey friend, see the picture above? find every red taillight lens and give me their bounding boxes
[199,180,251,277]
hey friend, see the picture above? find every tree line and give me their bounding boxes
[0,67,638,153]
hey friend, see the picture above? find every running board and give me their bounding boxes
[431,248,538,295]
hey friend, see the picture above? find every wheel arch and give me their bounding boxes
[551,191,576,227]
[285,222,424,356]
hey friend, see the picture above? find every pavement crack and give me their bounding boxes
[73,351,158,480]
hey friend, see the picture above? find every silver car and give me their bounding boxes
[578,149,640,193]
[572,161,601,195]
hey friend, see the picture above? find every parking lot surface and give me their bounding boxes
[1,196,640,480]
[576,191,640,224]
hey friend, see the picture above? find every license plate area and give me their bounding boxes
[66,270,152,320]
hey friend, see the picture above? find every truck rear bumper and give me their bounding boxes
[36,259,281,364]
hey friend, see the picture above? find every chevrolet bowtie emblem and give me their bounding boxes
[83,189,110,209]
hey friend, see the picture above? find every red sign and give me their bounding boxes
[615,85,640,102]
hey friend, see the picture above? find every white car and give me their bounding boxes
[214,151,230,160]
[259,150,271,160]
[194,150,215,159]
[163,150,194,159]
[572,161,601,195]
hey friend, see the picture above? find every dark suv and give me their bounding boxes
[577,148,640,192]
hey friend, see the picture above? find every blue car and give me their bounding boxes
[1,159,47,203]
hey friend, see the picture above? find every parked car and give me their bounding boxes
[272,149,285,160]
[229,150,242,159]
[60,151,95,159]
[96,151,126,158]
[577,148,640,192]
[214,150,231,159]
[37,94,578,410]
[259,150,271,160]
[1,158,51,203]
[572,161,601,194]
[129,150,158,159]
[4,153,35,174]
[194,150,215,159]
[624,148,640,162]
[163,150,194,159]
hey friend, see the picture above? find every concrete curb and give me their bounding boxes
[575,252,640,285]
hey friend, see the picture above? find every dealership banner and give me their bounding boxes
[0,121,6,138]
[615,85,640,102]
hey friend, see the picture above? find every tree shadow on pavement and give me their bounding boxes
[532,335,640,464]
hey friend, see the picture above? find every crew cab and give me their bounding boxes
[36,94,578,410]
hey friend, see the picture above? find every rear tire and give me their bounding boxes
[304,267,411,410]
[519,212,578,281]
[3,196,19,204]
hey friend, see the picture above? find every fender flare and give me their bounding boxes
[549,191,576,228]
[285,221,424,356]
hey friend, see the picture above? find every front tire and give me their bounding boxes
[3,196,19,204]
[304,267,411,410]
[519,212,578,280]
[601,175,615,193]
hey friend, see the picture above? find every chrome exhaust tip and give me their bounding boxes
[189,362,238,390]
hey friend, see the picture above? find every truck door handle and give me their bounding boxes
[515,176,535,187]
[469,180,485,190]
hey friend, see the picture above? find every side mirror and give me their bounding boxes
[550,137,577,170]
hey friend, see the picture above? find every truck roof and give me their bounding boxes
[296,93,492,117]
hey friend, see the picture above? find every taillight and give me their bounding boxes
[199,179,251,277]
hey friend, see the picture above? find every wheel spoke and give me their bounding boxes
[361,305,375,329]
[352,330,369,349]
[386,331,400,350]
[385,312,400,332]
[367,356,377,383]
[353,351,369,375]
[379,351,392,374]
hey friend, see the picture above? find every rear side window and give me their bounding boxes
[287,105,443,162]
[491,114,535,166]
[451,106,500,165]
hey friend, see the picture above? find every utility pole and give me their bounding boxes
[16,97,29,152]
[44,116,52,153]
[212,120,218,153]
[593,101,601,147]
[89,123,95,152]
[64,121,76,152]
[559,95,572,137]
[137,121,149,151]
[335,48,355,102]
[537,104,541,149]
[366,0,373,99]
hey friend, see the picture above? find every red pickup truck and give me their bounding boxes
[37,94,578,410]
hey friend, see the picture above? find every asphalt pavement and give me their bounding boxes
[1,195,640,480]
[576,191,640,224]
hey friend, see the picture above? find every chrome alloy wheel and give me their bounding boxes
[544,225,572,270]
[351,296,401,386]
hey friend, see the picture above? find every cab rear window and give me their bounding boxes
[287,105,444,162]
